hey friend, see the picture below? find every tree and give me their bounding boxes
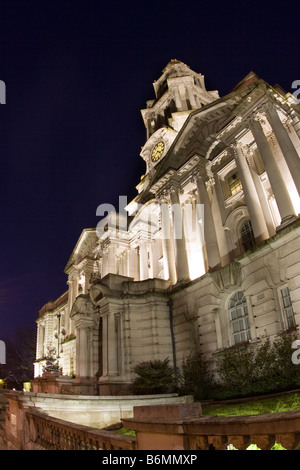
[3,324,36,389]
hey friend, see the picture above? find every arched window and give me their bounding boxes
[229,291,251,345]
[240,220,255,251]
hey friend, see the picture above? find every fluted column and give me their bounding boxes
[249,115,296,224]
[230,142,269,243]
[169,185,190,281]
[195,174,221,269]
[160,199,177,284]
[265,104,300,197]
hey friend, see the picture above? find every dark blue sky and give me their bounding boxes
[0,0,299,339]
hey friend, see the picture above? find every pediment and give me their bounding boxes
[65,228,98,273]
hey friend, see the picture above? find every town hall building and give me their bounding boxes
[34,60,300,395]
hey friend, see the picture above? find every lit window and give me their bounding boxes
[228,172,242,196]
[280,287,296,329]
[240,220,255,251]
[229,291,251,345]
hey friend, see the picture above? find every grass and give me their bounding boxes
[202,391,300,450]
[116,427,136,436]
[202,391,300,417]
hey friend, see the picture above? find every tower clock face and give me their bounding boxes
[151,141,165,162]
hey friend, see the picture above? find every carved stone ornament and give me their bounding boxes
[70,294,95,319]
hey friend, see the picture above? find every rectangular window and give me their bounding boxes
[229,291,251,345]
[228,173,243,196]
[280,287,296,329]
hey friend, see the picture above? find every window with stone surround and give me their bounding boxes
[240,219,255,251]
[229,291,251,345]
[228,172,243,196]
[280,286,296,329]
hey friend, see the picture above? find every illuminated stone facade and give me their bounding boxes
[35,60,300,394]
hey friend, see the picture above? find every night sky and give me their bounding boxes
[0,0,299,340]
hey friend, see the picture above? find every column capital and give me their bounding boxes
[158,181,183,201]
[247,111,268,128]
[192,166,210,184]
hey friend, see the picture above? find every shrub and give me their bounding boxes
[180,331,300,400]
[132,358,175,394]
[214,330,300,399]
[180,353,215,400]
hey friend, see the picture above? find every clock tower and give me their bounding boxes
[139,59,219,180]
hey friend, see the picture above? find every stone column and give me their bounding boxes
[174,88,183,111]
[195,174,221,269]
[265,104,300,197]
[128,247,139,280]
[160,197,176,284]
[169,185,190,281]
[79,324,89,377]
[193,196,206,275]
[74,317,94,378]
[67,277,74,334]
[231,143,269,243]
[101,314,108,376]
[101,246,108,277]
[139,240,148,280]
[187,86,197,108]
[107,312,119,376]
[107,244,116,274]
[249,116,296,224]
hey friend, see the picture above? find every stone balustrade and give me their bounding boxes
[12,407,136,450]
[122,403,300,450]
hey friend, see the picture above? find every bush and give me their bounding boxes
[180,353,215,400]
[180,331,300,401]
[214,330,300,399]
[132,358,175,394]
